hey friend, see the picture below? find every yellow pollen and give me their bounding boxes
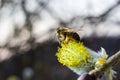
[97,58,106,65]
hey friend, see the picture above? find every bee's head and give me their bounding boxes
[56,27,67,43]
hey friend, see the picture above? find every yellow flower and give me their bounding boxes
[56,39,92,67]
[56,39,98,75]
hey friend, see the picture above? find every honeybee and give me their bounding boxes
[56,27,80,43]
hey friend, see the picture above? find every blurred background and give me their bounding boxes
[0,0,120,80]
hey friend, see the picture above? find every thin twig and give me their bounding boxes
[89,50,120,77]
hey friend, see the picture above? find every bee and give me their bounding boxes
[56,27,80,43]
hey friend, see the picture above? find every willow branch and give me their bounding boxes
[89,50,120,77]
